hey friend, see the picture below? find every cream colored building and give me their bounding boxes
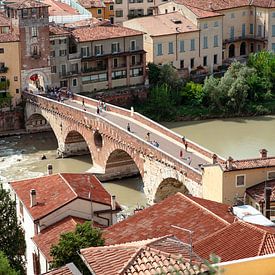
[202,150,275,206]
[123,11,223,74]
[156,0,275,61]
[0,15,21,107]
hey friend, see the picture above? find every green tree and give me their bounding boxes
[181,81,204,106]
[0,252,18,275]
[148,62,161,86]
[0,187,25,274]
[50,221,104,273]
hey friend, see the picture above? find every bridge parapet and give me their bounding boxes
[73,94,225,163]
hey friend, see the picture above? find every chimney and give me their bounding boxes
[212,154,218,164]
[265,187,272,220]
[111,195,116,211]
[226,156,234,170]
[30,189,37,207]
[260,149,268,159]
[47,164,53,175]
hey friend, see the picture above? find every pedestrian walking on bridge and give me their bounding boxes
[127,123,131,132]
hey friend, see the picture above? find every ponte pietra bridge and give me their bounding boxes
[24,92,225,204]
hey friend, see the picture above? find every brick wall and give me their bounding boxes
[0,108,24,132]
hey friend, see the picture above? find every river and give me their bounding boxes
[1,115,275,211]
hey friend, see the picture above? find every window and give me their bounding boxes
[130,40,136,51]
[59,49,67,56]
[190,58,194,69]
[180,60,184,69]
[112,70,126,79]
[59,39,67,44]
[257,44,261,51]
[203,23,208,29]
[60,80,68,87]
[168,42,174,54]
[147,8,153,15]
[213,54,217,65]
[214,21,219,27]
[250,23,254,34]
[50,40,55,45]
[31,8,37,17]
[236,175,245,187]
[272,43,275,53]
[231,13,235,18]
[72,78,78,87]
[32,45,38,55]
[113,58,118,67]
[203,36,208,49]
[82,73,107,83]
[98,8,102,15]
[242,23,246,37]
[179,40,184,52]
[60,64,66,75]
[71,63,78,73]
[22,9,28,18]
[31,26,38,37]
[256,11,262,17]
[109,5,113,10]
[111,42,119,53]
[230,26,234,39]
[190,39,195,51]
[251,43,254,53]
[130,67,143,77]
[203,56,207,66]
[0,48,4,54]
[272,25,275,37]
[242,11,246,16]
[157,43,163,56]
[131,55,136,65]
[258,24,262,37]
[14,76,18,81]
[51,66,56,73]
[273,12,275,18]
[81,47,89,57]
[115,0,122,3]
[268,171,275,180]
[213,35,218,47]
[115,10,123,17]
[50,50,55,57]
[95,45,103,56]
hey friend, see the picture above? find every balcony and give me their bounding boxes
[223,34,267,44]
[31,53,41,59]
[81,66,107,73]
[59,70,79,78]
[130,61,142,67]
[112,63,126,69]
[0,66,8,73]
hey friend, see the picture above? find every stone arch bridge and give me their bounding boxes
[24,92,224,204]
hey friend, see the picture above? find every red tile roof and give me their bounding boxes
[44,0,79,16]
[221,157,275,171]
[7,0,49,9]
[81,236,206,274]
[0,13,11,26]
[184,4,222,18]
[11,173,120,221]
[0,32,19,42]
[193,221,275,262]
[49,25,70,36]
[103,193,232,246]
[42,263,81,274]
[72,25,143,42]
[32,216,88,261]
[246,179,275,203]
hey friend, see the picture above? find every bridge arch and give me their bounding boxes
[154,177,189,203]
[102,148,143,182]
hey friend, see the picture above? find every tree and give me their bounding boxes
[181,81,204,106]
[0,252,18,275]
[50,221,104,273]
[148,62,161,86]
[0,187,25,274]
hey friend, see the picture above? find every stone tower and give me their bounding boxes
[6,0,51,92]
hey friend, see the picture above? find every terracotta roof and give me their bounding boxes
[193,221,275,262]
[0,32,19,42]
[104,193,232,246]
[126,12,198,37]
[0,13,11,26]
[32,216,89,261]
[72,24,143,42]
[221,157,275,171]
[42,263,81,275]
[49,25,70,36]
[44,0,79,16]
[64,18,105,28]
[11,173,120,221]
[246,179,275,203]
[184,4,222,18]
[81,236,206,275]
[7,0,49,9]
[78,0,106,8]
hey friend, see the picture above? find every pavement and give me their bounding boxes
[64,99,211,171]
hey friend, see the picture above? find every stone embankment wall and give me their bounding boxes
[0,108,24,132]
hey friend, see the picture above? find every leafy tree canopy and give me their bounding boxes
[0,187,25,274]
[0,251,18,275]
[50,221,104,274]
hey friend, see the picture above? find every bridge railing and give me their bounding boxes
[24,92,203,183]
[72,94,226,163]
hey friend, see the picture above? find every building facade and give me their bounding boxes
[50,22,146,93]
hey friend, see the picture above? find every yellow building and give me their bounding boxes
[79,0,114,23]
[0,15,21,107]
[123,12,223,76]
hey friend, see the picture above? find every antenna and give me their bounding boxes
[171,225,193,263]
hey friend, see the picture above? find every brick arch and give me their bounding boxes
[154,177,189,203]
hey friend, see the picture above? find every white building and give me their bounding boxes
[10,173,121,275]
